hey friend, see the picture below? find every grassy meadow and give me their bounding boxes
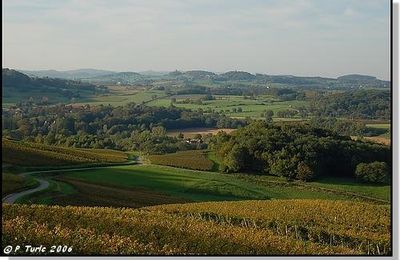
[147,94,307,118]
[73,88,167,106]
[20,164,390,207]
[47,86,310,119]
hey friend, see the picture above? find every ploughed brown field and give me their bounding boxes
[363,136,390,146]
[351,136,390,146]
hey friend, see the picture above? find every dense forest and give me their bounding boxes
[309,89,390,120]
[2,103,245,153]
[210,121,390,182]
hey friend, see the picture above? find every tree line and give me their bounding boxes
[2,103,246,153]
[210,121,390,183]
[309,89,390,120]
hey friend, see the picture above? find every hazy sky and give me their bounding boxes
[2,0,390,79]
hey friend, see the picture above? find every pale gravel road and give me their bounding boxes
[2,177,49,204]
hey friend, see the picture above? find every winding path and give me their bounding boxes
[2,158,142,205]
[2,177,49,204]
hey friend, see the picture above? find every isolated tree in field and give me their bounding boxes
[355,161,389,184]
[237,107,243,113]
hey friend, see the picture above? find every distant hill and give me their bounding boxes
[3,68,32,88]
[337,74,377,82]
[183,70,217,80]
[139,70,169,76]
[168,70,217,80]
[81,71,148,84]
[11,68,390,89]
[336,74,389,88]
[168,70,184,77]
[217,71,256,81]
[2,68,105,105]
[20,69,116,80]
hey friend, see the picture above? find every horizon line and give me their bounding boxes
[8,67,390,81]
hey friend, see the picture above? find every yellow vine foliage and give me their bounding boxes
[2,199,390,255]
[2,139,128,166]
[149,150,214,171]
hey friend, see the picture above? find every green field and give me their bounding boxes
[147,94,307,118]
[22,164,389,206]
[68,87,308,119]
[365,123,390,129]
[307,177,390,201]
[74,88,167,106]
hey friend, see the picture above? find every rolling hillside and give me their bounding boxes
[2,139,128,167]
[20,69,116,80]
[2,200,390,255]
[12,68,390,89]
[2,69,106,106]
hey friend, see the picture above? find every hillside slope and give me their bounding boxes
[2,69,105,105]
[2,200,390,255]
[2,139,128,167]
[21,69,116,79]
